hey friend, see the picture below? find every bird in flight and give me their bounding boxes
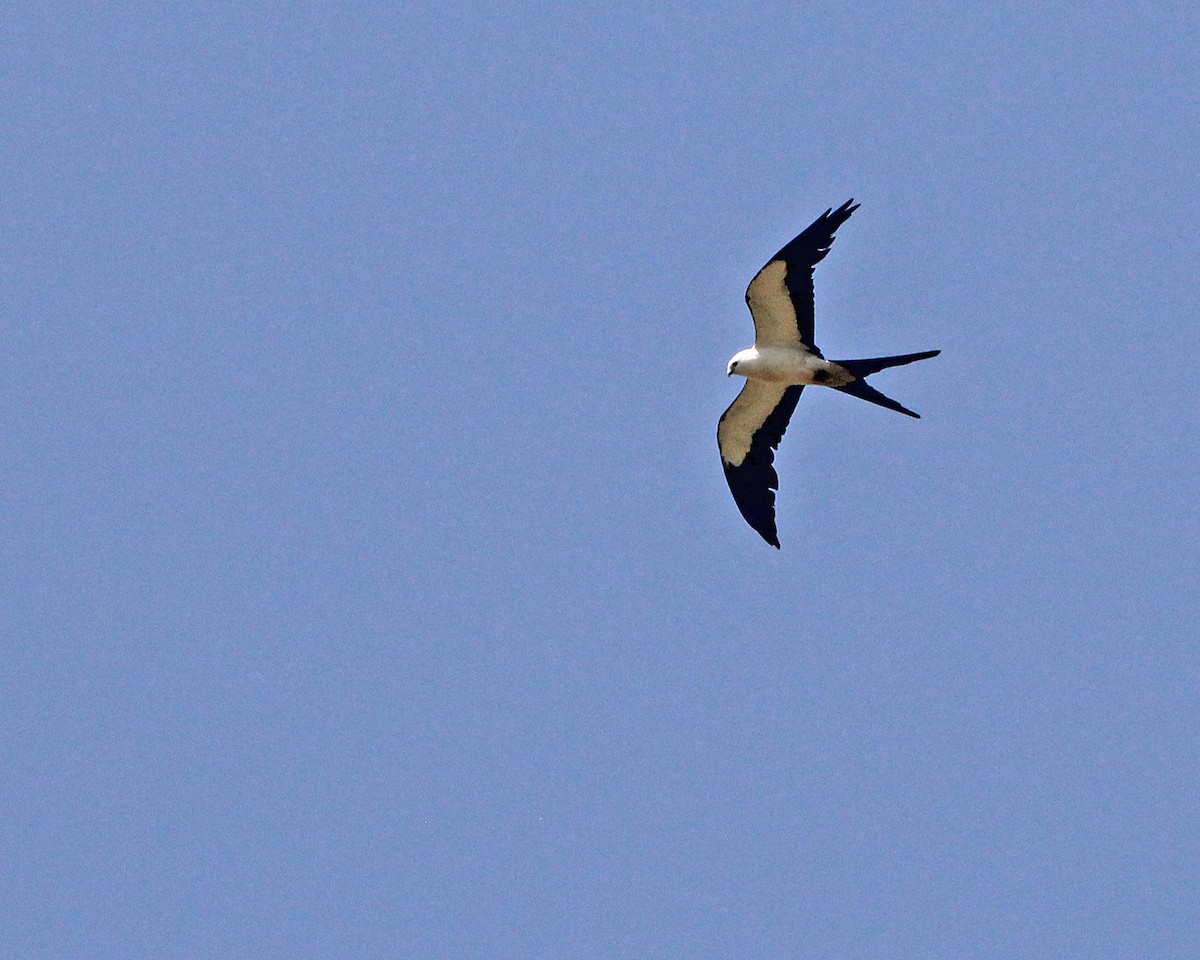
[718,200,939,548]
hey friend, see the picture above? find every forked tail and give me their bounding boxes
[831,350,940,419]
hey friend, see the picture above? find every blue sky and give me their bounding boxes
[3,2,1198,957]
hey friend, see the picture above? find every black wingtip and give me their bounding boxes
[831,198,859,220]
[827,198,859,219]
[745,518,780,548]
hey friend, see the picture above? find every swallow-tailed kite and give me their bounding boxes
[719,200,939,548]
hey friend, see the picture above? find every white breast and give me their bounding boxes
[740,346,827,384]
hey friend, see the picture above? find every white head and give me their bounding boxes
[726,348,755,377]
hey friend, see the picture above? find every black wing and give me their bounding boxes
[717,381,806,548]
[744,199,859,350]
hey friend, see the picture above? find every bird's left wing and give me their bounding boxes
[718,380,805,548]
[744,199,859,350]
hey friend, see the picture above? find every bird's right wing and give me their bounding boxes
[718,380,805,548]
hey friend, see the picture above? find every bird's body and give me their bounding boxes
[719,200,940,548]
[726,346,855,386]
